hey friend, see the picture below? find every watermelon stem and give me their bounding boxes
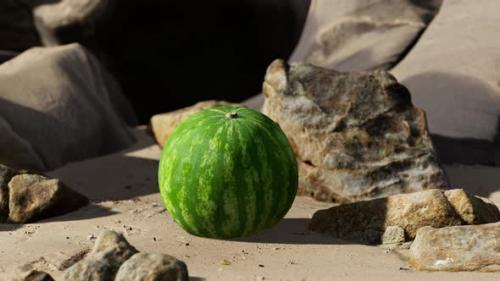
[226,112,239,119]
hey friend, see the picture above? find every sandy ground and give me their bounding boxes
[0,128,499,281]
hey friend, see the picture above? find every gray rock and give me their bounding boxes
[0,43,136,171]
[13,269,55,281]
[391,0,500,165]
[64,230,138,281]
[309,189,500,244]
[290,0,442,71]
[115,253,189,281]
[8,173,88,223]
[262,59,447,203]
[409,223,500,272]
[0,164,16,222]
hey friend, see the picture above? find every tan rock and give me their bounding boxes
[309,189,500,244]
[150,100,234,147]
[8,173,88,223]
[409,223,500,272]
[263,59,446,203]
[444,189,500,224]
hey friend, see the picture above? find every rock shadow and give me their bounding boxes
[401,72,500,197]
[234,218,359,245]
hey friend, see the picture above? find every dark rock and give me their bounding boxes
[0,164,16,222]
[13,269,55,281]
[290,0,443,71]
[64,230,138,281]
[262,59,447,203]
[8,173,88,223]
[33,0,310,123]
[409,223,500,272]
[115,253,189,281]
[0,43,136,171]
[309,189,500,244]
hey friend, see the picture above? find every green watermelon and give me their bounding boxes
[158,105,298,238]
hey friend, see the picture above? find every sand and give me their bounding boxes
[0,128,499,280]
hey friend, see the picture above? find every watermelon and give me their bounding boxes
[158,105,298,238]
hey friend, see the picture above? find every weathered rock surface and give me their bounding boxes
[8,173,88,223]
[0,43,136,171]
[13,269,55,281]
[309,189,500,244]
[391,0,500,165]
[64,230,138,281]
[151,100,234,147]
[290,0,443,71]
[115,253,189,281]
[263,59,447,203]
[409,223,500,272]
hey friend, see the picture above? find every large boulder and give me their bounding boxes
[33,0,310,122]
[309,189,500,244]
[391,0,500,165]
[262,59,447,203]
[0,43,136,171]
[289,0,443,71]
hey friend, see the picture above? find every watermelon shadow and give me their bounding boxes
[234,218,356,245]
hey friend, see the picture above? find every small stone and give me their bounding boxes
[221,259,231,266]
[115,253,189,281]
[381,226,406,245]
[409,223,500,272]
[262,60,447,203]
[64,230,138,281]
[150,100,235,147]
[8,173,88,223]
[13,269,55,281]
[309,189,499,243]
[258,264,264,268]
[88,234,96,241]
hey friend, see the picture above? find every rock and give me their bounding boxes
[115,253,189,281]
[391,0,500,165]
[33,0,309,123]
[444,189,500,225]
[64,230,138,281]
[381,226,406,245]
[13,269,55,281]
[262,59,447,203]
[0,43,136,171]
[408,223,500,272]
[8,173,88,223]
[150,100,234,147]
[309,189,500,244]
[0,1,39,51]
[0,164,16,222]
[289,0,442,71]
